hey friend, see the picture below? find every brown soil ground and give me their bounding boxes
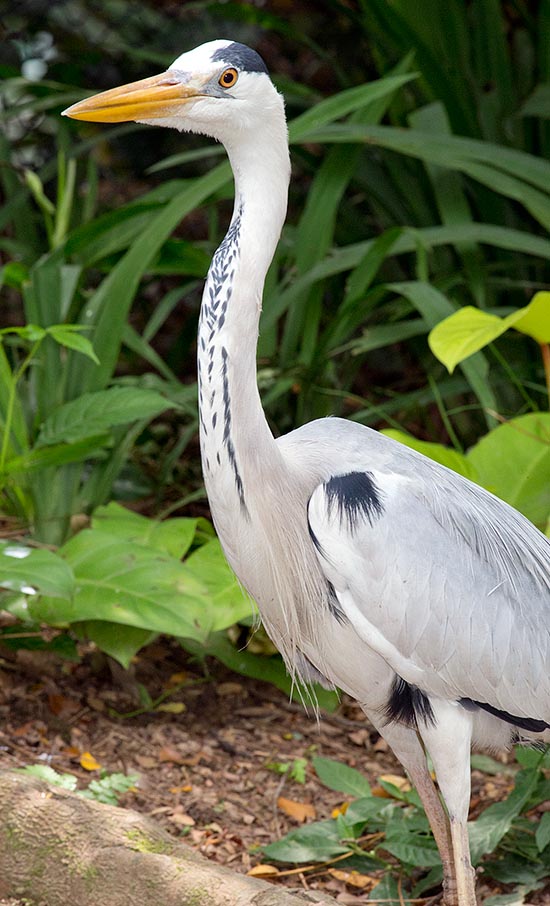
[0,637,549,905]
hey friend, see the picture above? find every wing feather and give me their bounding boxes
[307,461,550,723]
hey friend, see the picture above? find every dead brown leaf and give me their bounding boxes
[247,864,280,878]
[277,796,316,822]
[328,868,379,891]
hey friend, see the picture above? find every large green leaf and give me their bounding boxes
[30,529,213,639]
[184,538,256,631]
[383,429,478,481]
[0,542,74,599]
[466,413,550,529]
[92,502,198,560]
[76,620,157,669]
[36,386,173,446]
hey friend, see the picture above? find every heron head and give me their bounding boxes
[62,40,283,144]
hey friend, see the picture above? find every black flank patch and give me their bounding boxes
[324,471,384,533]
[211,42,269,74]
[385,675,435,728]
[459,698,550,734]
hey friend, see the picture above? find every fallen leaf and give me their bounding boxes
[168,671,188,685]
[170,813,195,826]
[331,801,350,818]
[328,868,379,891]
[61,745,80,758]
[155,702,186,714]
[80,751,101,771]
[379,773,411,791]
[158,745,187,764]
[136,755,157,769]
[247,864,280,878]
[216,682,243,696]
[277,797,316,822]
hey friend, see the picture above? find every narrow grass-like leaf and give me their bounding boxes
[66,162,231,396]
[288,74,417,143]
[388,281,497,425]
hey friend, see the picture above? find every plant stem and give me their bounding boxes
[540,343,550,407]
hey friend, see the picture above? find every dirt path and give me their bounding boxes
[0,638,546,904]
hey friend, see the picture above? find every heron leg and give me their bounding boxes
[417,701,477,906]
[365,716,458,905]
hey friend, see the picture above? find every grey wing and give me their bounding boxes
[307,462,550,725]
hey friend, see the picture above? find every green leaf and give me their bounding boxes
[383,830,441,868]
[468,768,540,864]
[0,323,46,342]
[182,632,339,710]
[470,754,516,776]
[481,892,527,906]
[184,538,254,631]
[383,429,478,481]
[31,528,214,639]
[263,819,349,863]
[520,83,550,119]
[17,765,77,790]
[389,281,496,424]
[368,875,411,904]
[289,74,417,143]
[429,307,509,372]
[2,435,111,476]
[0,542,74,599]
[536,812,550,852]
[429,294,550,373]
[92,502,198,559]
[0,261,29,289]
[76,620,157,668]
[512,291,550,343]
[81,772,138,805]
[47,325,99,364]
[312,757,371,797]
[466,413,550,529]
[36,386,172,447]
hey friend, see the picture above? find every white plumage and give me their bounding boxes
[64,40,550,906]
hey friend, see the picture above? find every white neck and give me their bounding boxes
[197,116,291,528]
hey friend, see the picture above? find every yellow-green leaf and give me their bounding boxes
[428,307,508,373]
[510,291,550,343]
[429,292,550,373]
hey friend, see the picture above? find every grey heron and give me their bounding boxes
[64,40,550,906]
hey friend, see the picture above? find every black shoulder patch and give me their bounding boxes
[324,471,384,533]
[211,42,269,74]
[459,698,550,734]
[385,675,435,728]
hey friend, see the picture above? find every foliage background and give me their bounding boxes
[1,2,550,902]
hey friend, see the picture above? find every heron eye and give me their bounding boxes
[219,68,238,89]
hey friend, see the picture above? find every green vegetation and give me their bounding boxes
[1,2,550,898]
[264,751,550,904]
[17,764,138,806]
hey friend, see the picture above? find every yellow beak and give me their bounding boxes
[62,71,206,123]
